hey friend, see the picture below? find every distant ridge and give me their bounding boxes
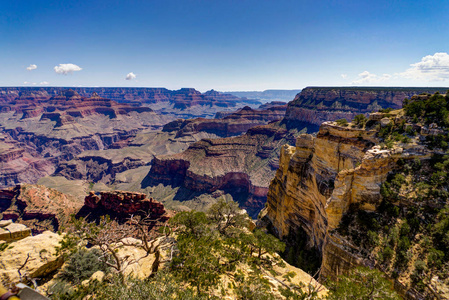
[226,89,301,103]
[305,86,449,92]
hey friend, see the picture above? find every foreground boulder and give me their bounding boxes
[0,231,63,284]
[0,220,31,242]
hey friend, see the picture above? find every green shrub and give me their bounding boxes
[379,108,394,113]
[353,114,367,128]
[335,119,348,126]
[382,246,394,263]
[58,248,109,285]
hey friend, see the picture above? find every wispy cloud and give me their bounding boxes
[125,72,137,80]
[54,63,82,75]
[341,74,348,79]
[399,52,449,81]
[351,71,391,85]
[26,64,37,71]
[40,81,49,85]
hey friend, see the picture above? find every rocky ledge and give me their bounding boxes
[84,190,165,217]
[0,184,83,233]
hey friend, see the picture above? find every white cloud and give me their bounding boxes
[23,81,29,84]
[54,63,82,75]
[125,72,137,80]
[341,74,348,79]
[26,64,37,71]
[351,71,391,85]
[23,81,36,85]
[399,52,449,81]
[40,81,49,85]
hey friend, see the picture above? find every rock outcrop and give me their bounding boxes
[264,111,433,279]
[84,190,165,216]
[0,184,83,233]
[0,231,64,284]
[164,105,287,138]
[0,220,31,242]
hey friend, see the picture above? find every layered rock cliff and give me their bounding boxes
[145,123,298,217]
[163,105,287,138]
[0,87,260,119]
[0,90,175,187]
[83,190,166,218]
[283,87,449,128]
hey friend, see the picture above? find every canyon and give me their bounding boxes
[145,87,445,216]
[0,88,269,188]
[2,87,449,298]
[145,123,297,217]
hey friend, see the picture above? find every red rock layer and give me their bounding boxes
[163,105,287,138]
[1,90,152,121]
[0,87,259,111]
[146,123,298,217]
[284,87,449,127]
[84,190,165,216]
[0,184,83,233]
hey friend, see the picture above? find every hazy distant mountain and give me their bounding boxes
[226,89,301,103]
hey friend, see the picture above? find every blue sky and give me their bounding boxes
[1,0,449,91]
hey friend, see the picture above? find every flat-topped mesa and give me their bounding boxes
[3,89,153,121]
[283,87,449,129]
[84,190,165,216]
[163,105,287,138]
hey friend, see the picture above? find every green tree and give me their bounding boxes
[249,229,285,259]
[207,198,249,234]
[169,210,210,238]
[336,119,348,126]
[353,114,367,128]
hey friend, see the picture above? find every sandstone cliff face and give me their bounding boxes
[284,87,449,128]
[264,112,432,279]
